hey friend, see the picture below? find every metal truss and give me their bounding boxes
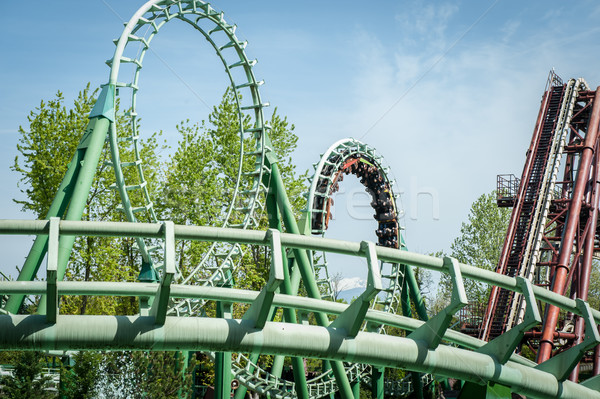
[1,219,600,398]
[3,1,600,398]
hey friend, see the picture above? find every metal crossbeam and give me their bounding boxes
[536,299,600,381]
[150,221,175,325]
[408,257,467,349]
[46,217,60,324]
[2,219,600,327]
[477,277,541,364]
[242,229,284,329]
[0,314,598,399]
[330,241,382,337]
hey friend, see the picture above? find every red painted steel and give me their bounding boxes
[537,87,600,364]
[474,75,600,377]
[480,83,565,342]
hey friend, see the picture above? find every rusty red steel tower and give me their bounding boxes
[478,70,600,381]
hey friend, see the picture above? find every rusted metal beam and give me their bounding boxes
[537,87,600,363]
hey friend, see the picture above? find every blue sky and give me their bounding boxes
[2,1,600,288]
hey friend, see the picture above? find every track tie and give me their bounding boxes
[229,59,257,69]
[240,102,269,111]
[120,160,143,167]
[117,134,140,143]
[114,81,140,91]
[235,80,264,90]
[244,149,266,157]
[146,245,162,253]
[220,40,247,51]
[109,181,147,191]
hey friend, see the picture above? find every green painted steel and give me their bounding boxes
[4,219,600,397]
[371,367,384,399]
[2,218,599,324]
[4,1,600,398]
[6,114,111,314]
[0,314,597,399]
[270,161,355,398]
[105,0,271,303]
[215,302,233,399]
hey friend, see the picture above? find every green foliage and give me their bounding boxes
[158,88,307,297]
[450,191,510,304]
[438,192,511,306]
[451,192,510,272]
[95,351,196,399]
[12,85,97,219]
[60,352,102,399]
[587,260,600,311]
[132,352,196,399]
[12,84,165,316]
[11,84,306,394]
[0,352,54,398]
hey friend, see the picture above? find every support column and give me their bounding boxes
[371,367,384,399]
[215,302,232,399]
[351,375,360,399]
[538,87,600,363]
[269,162,354,399]
[6,85,116,314]
[570,147,600,382]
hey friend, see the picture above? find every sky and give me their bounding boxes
[2,0,600,291]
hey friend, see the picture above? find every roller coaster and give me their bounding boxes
[2,1,600,398]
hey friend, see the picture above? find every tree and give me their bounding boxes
[330,272,344,301]
[158,89,308,293]
[134,352,196,399]
[12,85,97,219]
[11,86,308,394]
[156,89,309,388]
[13,86,165,316]
[587,260,600,311]
[438,191,511,305]
[59,351,102,399]
[0,352,54,398]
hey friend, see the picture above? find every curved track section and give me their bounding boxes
[301,138,427,397]
[306,138,403,311]
[3,220,600,399]
[104,0,269,314]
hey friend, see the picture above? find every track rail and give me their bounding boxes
[300,138,428,397]
[2,219,600,398]
[105,0,269,305]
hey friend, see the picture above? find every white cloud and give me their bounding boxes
[395,1,458,50]
[338,277,366,292]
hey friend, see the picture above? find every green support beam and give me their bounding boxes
[536,299,600,381]
[242,229,283,329]
[330,241,382,337]
[458,381,512,398]
[351,374,360,398]
[263,183,309,399]
[269,161,354,398]
[477,277,541,364]
[46,217,60,324]
[4,147,84,313]
[408,257,467,349]
[0,314,597,399]
[150,221,175,325]
[215,302,233,399]
[371,366,384,399]
[6,87,114,315]
[8,219,600,397]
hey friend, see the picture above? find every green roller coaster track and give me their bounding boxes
[2,1,600,398]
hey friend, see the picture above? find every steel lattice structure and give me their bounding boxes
[2,1,600,398]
